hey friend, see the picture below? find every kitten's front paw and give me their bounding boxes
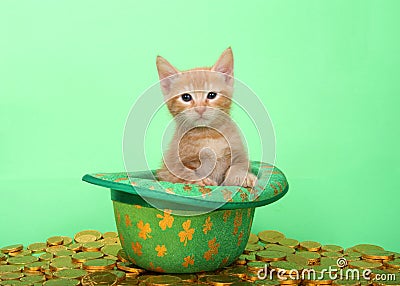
[224,173,258,188]
[243,173,258,188]
[197,177,218,187]
[180,177,218,187]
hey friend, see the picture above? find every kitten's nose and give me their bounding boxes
[195,106,206,116]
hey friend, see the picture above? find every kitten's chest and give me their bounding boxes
[178,131,231,166]
[196,137,229,157]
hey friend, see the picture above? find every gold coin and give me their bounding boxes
[146,275,183,285]
[71,251,103,263]
[235,254,247,265]
[53,268,88,279]
[39,252,54,261]
[344,247,359,254]
[0,252,6,261]
[7,255,38,265]
[24,270,43,276]
[247,261,268,273]
[68,243,83,252]
[9,249,32,257]
[0,271,24,280]
[74,230,102,242]
[50,260,79,271]
[102,245,122,257]
[82,271,118,286]
[277,238,299,249]
[117,249,129,263]
[101,237,121,245]
[352,244,384,253]
[321,244,344,253]
[345,251,362,258]
[75,234,97,244]
[62,236,73,246]
[221,265,247,278]
[198,275,214,283]
[43,278,81,286]
[54,249,75,257]
[0,265,22,274]
[296,251,321,264]
[245,271,261,282]
[245,253,257,262]
[24,261,48,271]
[0,244,23,254]
[258,230,285,244]
[27,242,47,253]
[44,268,53,279]
[47,236,64,246]
[49,256,74,270]
[82,241,105,252]
[20,274,46,283]
[361,250,394,260]
[109,270,127,282]
[362,257,384,264]
[285,253,308,267]
[128,272,145,279]
[103,232,118,239]
[319,257,339,267]
[248,233,259,244]
[82,259,116,270]
[40,264,50,272]
[299,241,321,252]
[270,260,303,274]
[244,243,264,254]
[103,255,118,261]
[384,258,400,269]
[118,276,140,285]
[51,256,72,264]
[46,245,67,254]
[116,262,144,274]
[264,244,296,254]
[345,256,361,262]
[348,260,382,269]
[321,251,344,259]
[173,273,197,282]
[256,250,287,262]
[206,275,240,285]
[138,274,157,281]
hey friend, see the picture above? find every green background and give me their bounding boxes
[1,0,399,251]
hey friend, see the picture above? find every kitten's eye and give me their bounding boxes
[181,93,192,102]
[207,92,217,99]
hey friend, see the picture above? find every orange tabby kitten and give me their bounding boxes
[156,47,257,188]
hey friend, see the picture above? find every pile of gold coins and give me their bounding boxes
[0,230,399,285]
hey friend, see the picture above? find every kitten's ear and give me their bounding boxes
[156,56,179,94]
[211,47,234,78]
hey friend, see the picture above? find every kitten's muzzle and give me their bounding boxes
[194,106,206,116]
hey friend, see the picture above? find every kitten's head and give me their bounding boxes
[156,47,234,127]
